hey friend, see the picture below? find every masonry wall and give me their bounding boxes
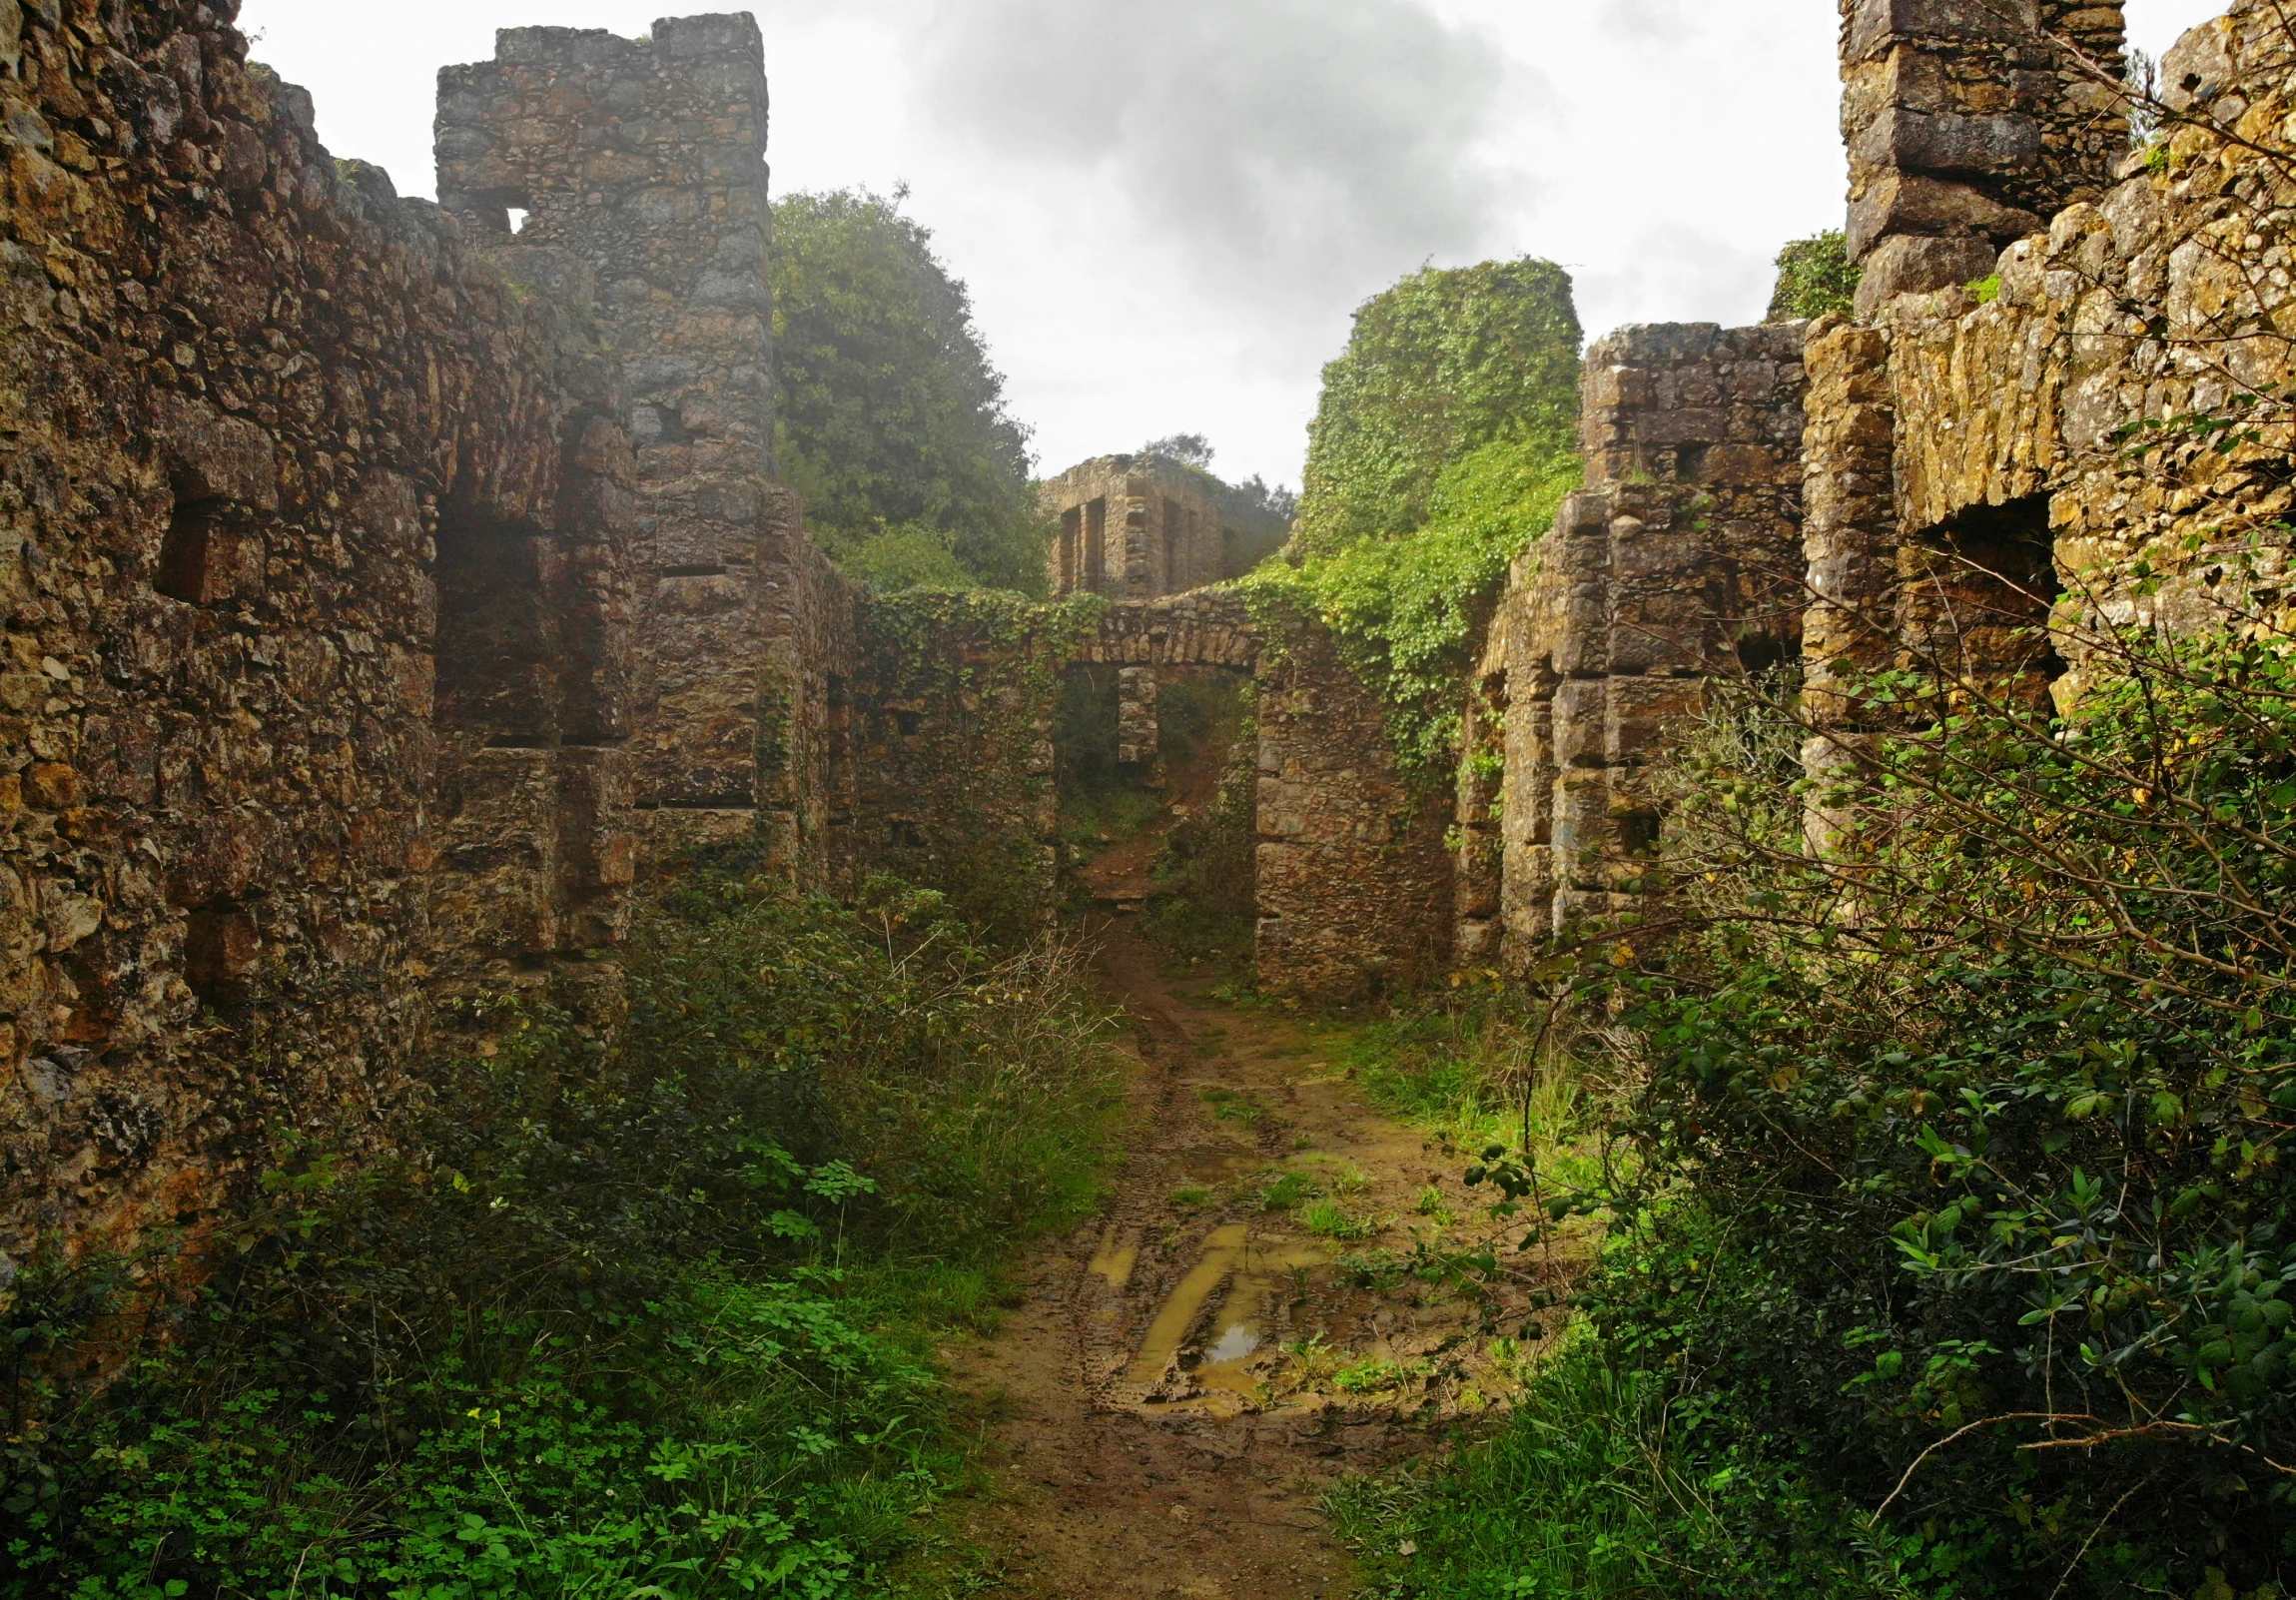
[1808,2,2296,744]
[1252,612,1453,998]
[1044,456,1225,600]
[436,18,842,874]
[0,0,636,1264]
[1842,0,2128,313]
[1472,324,1810,962]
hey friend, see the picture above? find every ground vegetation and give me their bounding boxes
[2,859,1120,1598]
[1336,556,2296,1593]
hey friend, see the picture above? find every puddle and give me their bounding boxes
[1203,1323,1260,1364]
[1089,1229,1140,1292]
[1126,1223,1328,1410]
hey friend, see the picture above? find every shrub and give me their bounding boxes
[2,861,1121,1597]
[1767,231,1861,322]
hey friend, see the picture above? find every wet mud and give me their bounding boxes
[930,915,1565,1598]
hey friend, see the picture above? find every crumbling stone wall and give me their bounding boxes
[1471,325,1810,963]
[1044,455,1225,599]
[0,0,637,1263]
[832,592,1082,940]
[1252,610,1454,998]
[1843,0,2128,313]
[436,18,845,874]
[1808,1,2296,746]
[1066,589,1447,997]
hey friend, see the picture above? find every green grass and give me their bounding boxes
[1300,1199,1382,1242]
[1198,1085,1265,1127]
[1262,1171,1318,1210]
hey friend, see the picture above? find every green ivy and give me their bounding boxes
[1291,259,1581,559]
[1243,436,1581,781]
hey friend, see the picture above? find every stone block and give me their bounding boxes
[1854,106,2041,176]
[1552,680,1607,768]
[1848,172,2042,261]
[1854,234,2002,316]
[1848,0,2039,60]
[1607,676,1707,762]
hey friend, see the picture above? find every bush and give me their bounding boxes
[2,862,1120,1598]
[1572,613,2296,1594]
[1767,232,1861,322]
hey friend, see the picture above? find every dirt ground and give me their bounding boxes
[923,911,1565,1599]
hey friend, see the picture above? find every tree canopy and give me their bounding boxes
[771,189,1049,593]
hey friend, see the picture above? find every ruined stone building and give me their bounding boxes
[0,3,1433,1264]
[1043,454,1225,599]
[7,0,2289,1267]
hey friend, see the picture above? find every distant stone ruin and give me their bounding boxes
[1043,454,1224,599]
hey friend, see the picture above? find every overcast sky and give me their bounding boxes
[235,0,2228,492]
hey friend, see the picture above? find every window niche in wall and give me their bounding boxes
[1900,492,2063,703]
[157,494,266,607]
[432,510,561,748]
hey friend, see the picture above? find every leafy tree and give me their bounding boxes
[772,188,1049,593]
[1142,432,1215,469]
[1767,231,1862,322]
[1290,258,1582,557]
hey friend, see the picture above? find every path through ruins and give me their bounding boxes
[920,913,1552,1598]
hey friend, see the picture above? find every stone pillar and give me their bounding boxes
[1842,0,2127,315]
[437,18,825,869]
[1116,665,1160,770]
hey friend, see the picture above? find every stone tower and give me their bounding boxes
[437,17,842,871]
[1841,0,2127,315]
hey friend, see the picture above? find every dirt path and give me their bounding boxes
[931,915,1556,1599]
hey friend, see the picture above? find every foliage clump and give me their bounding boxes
[1244,260,1584,782]
[1289,259,1582,559]
[772,188,1050,594]
[1767,230,1862,322]
[1347,600,2296,1594]
[2,863,1119,1597]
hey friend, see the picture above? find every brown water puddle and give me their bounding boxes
[922,916,1587,1599]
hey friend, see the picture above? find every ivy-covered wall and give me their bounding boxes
[837,591,1096,942]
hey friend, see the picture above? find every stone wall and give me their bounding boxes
[1471,324,1811,962]
[0,0,637,1263]
[1044,455,1225,599]
[1808,1,2296,743]
[834,591,1079,941]
[1253,611,1454,998]
[1843,0,2128,312]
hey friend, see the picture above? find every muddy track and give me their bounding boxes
[930,915,1555,1599]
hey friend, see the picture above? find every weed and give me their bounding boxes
[1300,1200,1382,1242]
[1170,1186,1214,1211]
[1332,1357,1420,1395]
[1285,1334,1346,1385]
[1262,1172,1318,1211]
